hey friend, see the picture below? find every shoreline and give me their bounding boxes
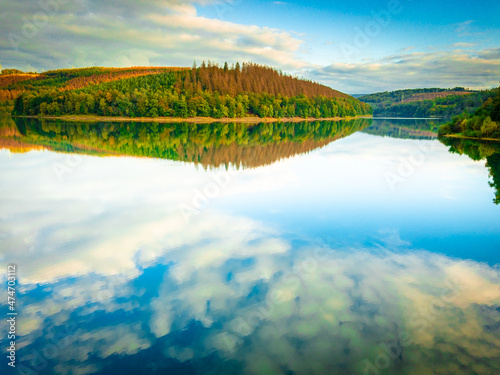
[441,133,500,142]
[14,114,372,124]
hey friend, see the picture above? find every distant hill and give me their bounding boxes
[397,90,473,103]
[359,88,496,118]
[1,64,372,119]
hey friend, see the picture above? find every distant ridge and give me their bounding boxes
[359,87,495,118]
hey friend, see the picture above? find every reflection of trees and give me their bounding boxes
[177,139,334,169]
[362,119,442,140]
[0,116,46,152]
[486,153,500,204]
[0,116,20,136]
[439,136,500,204]
[6,118,371,168]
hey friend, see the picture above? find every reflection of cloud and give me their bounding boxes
[7,240,499,375]
[0,132,495,285]
[1,135,499,374]
[0,151,293,284]
[83,324,151,358]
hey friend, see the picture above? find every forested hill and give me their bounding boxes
[359,87,495,118]
[1,63,372,119]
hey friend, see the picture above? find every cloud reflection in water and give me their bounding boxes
[0,130,499,375]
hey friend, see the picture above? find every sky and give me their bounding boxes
[0,0,499,93]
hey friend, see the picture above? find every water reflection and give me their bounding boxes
[439,136,500,205]
[1,116,371,169]
[0,117,499,375]
[2,213,499,375]
[363,118,443,140]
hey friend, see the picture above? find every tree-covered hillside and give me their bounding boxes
[438,86,500,140]
[2,63,372,119]
[0,66,185,115]
[359,88,495,118]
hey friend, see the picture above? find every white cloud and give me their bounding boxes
[1,1,497,94]
[309,49,500,93]
[0,0,306,71]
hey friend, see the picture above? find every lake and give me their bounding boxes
[0,116,499,375]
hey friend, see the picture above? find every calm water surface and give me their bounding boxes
[0,117,499,375]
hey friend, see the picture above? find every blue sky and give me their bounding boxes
[1,0,499,93]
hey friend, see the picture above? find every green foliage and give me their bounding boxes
[481,117,500,137]
[489,88,500,122]
[438,86,500,140]
[360,88,454,104]
[3,66,175,93]
[10,64,372,119]
[8,117,371,168]
[487,153,500,205]
[359,88,495,119]
[1,69,37,75]
[0,100,14,114]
